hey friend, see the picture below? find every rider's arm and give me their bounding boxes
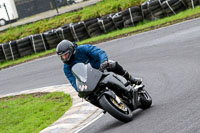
[84,44,108,64]
[63,64,78,91]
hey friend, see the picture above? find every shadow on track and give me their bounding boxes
[97,107,154,133]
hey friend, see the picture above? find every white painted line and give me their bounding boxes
[74,113,104,133]
[40,123,76,133]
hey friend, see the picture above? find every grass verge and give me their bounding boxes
[0,92,72,133]
[0,6,200,70]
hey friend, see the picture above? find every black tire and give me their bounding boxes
[139,89,152,109]
[148,4,161,11]
[17,42,31,49]
[100,21,114,30]
[168,0,179,5]
[100,17,112,24]
[151,7,163,13]
[105,26,116,33]
[63,28,71,34]
[57,29,75,41]
[185,0,200,8]
[35,47,46,52]
[124,16,143,26]
[141,8,149,14]
[171,0,186,10]
[161,0,179,9]
[0,45,6,61]
[148,0,165,7]
[18,45,32,52]
[88,27,99,33]
[5,52,20,60]
[78,35,90,41]
[76,33,89,39]
[90,30,103,37]
[72,31,87,37]
[112,15,123,22]
[73,23,84,29]
[0,49,4,57]
[43,31,60,49]
[174,6,187,14]
[99,95,133,123]
[74,26,86,33]
[121,6,141,16]
[2,41,20,60]
[65,37,75,42]
[141,2,148,9]
[87,22,99,29]
[122,12,142,21]
[19,49,34,57]
[33,39,43,44]
[16,37,32,49]
[31,34,47,52]
[84,18,98,27]
[152,9,165,17]
[115,20,125,29]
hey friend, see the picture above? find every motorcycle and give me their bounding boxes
[72,63,152,122]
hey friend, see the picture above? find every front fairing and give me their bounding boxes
[72,63,103,97]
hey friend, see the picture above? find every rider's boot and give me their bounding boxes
[123,71,142,85]
[124,86,138,109]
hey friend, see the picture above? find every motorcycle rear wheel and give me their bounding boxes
[99,95,133,122]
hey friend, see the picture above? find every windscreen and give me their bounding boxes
[72,63,87,83]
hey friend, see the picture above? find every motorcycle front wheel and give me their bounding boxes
[99,94,133,122]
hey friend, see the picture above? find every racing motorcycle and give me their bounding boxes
[72,63,152,122]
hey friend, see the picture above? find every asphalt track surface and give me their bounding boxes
[0,18,200,133]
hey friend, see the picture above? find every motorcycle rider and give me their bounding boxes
[56,40,142,98]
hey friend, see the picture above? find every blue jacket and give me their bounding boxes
[63,44,108,91]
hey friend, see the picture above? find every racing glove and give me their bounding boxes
[99,60,109,71]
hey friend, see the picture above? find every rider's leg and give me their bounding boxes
[107,60,142,85]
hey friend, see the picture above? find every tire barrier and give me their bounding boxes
[43,30,61,49]
[1,41,20,61]
[183,0,200,8]
[55,24,75,42]
[121,6,144,27]
[161,0,187,16]
[84,18,104,37]
[142,0,167,20]
[16,37,34,57]
[30,34,47,53]
[0,0,199,63]
[98,15,117,33]
[110,13,125,29]
[0,45,6,62]
[69,22,90,42]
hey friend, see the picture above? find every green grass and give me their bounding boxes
[0,92,72,133]
[0,6,200,70]
[0,0,145,44]
[80,0,144,20]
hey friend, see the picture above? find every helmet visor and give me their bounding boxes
[60,50,72,62]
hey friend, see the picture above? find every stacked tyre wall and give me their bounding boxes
[0,0,199,63]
